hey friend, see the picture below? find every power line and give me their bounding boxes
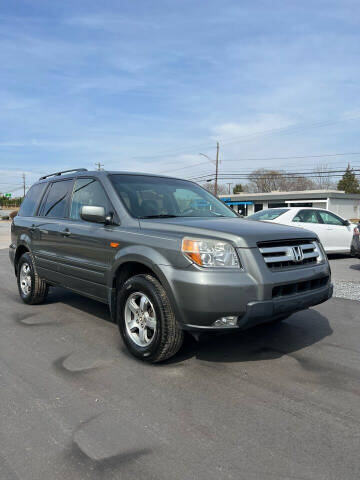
[220,152,360,163]
[187,168,360,182]
[190,168,360,179]
[132,114,360,161]
[155,151,360,176]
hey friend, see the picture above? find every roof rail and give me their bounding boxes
[39,168,88,180]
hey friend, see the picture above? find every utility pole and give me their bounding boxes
[215,141,219,196]
[226,182,232,194]
[22,173,26,197]
[95,162,104,171]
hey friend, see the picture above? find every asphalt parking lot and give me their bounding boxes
[0,221,359,480]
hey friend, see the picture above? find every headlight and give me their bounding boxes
[181,237,241,268]
[314,240,326,263]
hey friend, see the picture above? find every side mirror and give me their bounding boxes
[80,205,106,223]
[344,219,351,226]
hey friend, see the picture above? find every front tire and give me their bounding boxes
[17,252,48,304]
[117,274,184,363]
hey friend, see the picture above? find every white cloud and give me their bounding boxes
[212,114,293,141]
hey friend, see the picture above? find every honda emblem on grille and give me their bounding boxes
[292,246,304,262]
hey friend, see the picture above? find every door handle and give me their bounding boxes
[30,224,37,232]
[60,228,71,237]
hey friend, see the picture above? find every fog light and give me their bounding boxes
[213,316,238,327]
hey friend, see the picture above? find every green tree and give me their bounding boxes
[233,183,243,194]
[337,165,360,194]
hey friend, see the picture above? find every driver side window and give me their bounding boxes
[317,210,344,226]
[70,178,112,221]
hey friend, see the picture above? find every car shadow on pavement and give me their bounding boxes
[44,288,333,365]
[349,263,360,271]
[167,309,333,364]
[46,287,113,323]
[327,253,352,260]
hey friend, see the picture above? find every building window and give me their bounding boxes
[288,202,313,207]
[268,203,287,208]
[254,203,263,212]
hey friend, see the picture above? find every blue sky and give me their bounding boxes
[1,0,360,194]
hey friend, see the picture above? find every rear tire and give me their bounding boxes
[117,274,184,363]
[17,252,48,304]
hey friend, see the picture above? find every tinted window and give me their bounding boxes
[39,180,73,218]
[317,210,344,226]
[248,208,289,221]
[292,210,319,224]
[18,183,48,217]
[109,175,237,218]
[70,178,112,221]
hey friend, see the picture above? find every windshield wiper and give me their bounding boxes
[139,214,180,219]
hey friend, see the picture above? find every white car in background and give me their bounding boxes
[247,207,356,254]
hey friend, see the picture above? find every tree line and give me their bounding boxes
[202,165,360,195]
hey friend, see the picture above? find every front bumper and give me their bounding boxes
[184,283,333,331]
[237,283,333,330]
[161,259,332,331]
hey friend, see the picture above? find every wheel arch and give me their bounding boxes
[14,244,30,274]
[109,258,179,324]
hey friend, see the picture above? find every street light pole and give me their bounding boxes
[215,142,219,197]
[199,141,220,196]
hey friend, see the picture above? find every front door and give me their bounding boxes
[316,210,353,252]
[56,177,119,301]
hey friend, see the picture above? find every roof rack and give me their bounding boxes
[39,168,88,180]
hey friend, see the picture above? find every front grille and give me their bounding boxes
[272,276,329,298]
[258,239,321,270]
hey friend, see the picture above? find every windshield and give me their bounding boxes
[248,208,289,221]
[109,174,237,219]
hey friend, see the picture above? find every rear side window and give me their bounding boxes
[39,180,73,218]
[18,183,48,217]
[70,178,112,220]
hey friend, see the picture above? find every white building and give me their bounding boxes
[219,190,360,220]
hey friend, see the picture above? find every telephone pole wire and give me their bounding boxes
[215,141,219,196]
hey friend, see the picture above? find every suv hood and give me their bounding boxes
[139,217,317,248]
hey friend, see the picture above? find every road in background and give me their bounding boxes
[0,223,359,479]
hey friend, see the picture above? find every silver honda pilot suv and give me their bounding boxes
[10,169,332,362]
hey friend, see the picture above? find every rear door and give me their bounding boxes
[316,210,353,252]
[55,177,118,301]
[13,182,49,255]
[35,179,74,281]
